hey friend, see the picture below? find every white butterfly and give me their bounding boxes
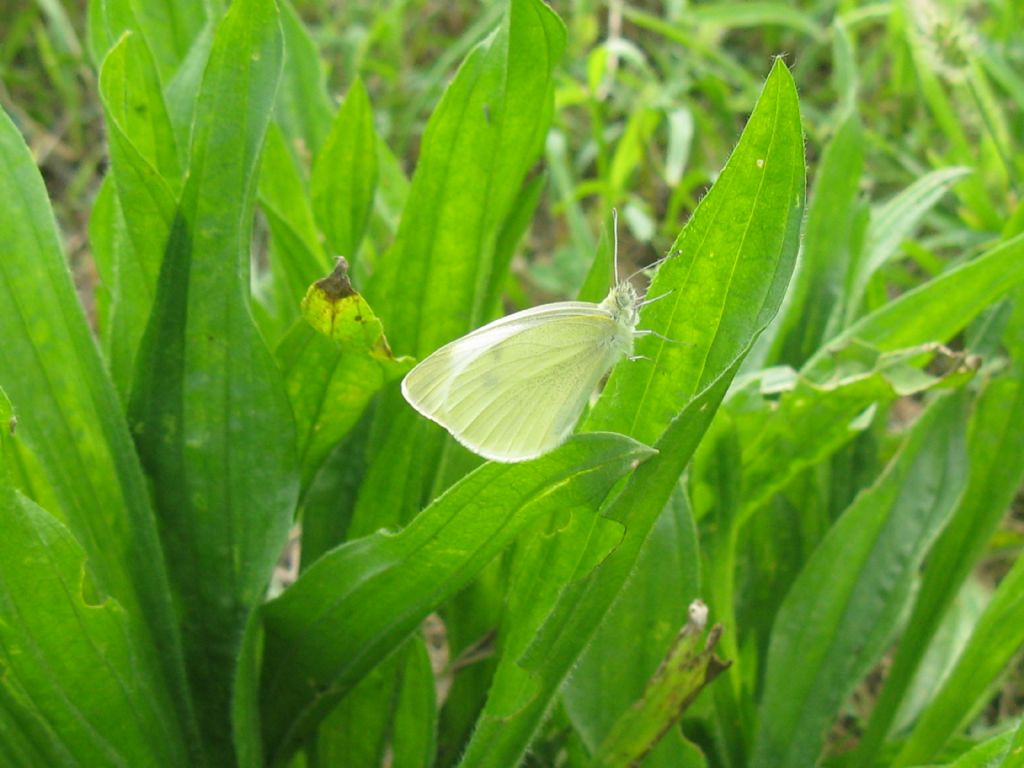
[401,216,662,463]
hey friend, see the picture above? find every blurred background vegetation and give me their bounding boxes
[6,0,1020,301]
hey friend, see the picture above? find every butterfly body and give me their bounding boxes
[401,280,640,463]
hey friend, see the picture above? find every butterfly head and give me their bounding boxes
[605,280,641,329]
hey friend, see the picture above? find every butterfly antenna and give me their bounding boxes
[611,208,620,284]
[625,248,680,283]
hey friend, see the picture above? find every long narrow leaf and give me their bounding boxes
[127,0,297,761]
[753,393,970,767]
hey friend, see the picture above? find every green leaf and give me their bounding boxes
[87,0,207,81]
[458,59,805,768]
[126,0,297,761]
[563,488,701,762]
[367,0,566,357]
[858,365,1024,761]
[752,392,970,767]
[97,31,180,394]
[842,165,972,326]
[805,232,1024,376]
[895,551,1024,765]
[273,0,333,156]
[259,433,654,766]
[0,502,187,763]
[1008,719,1024,766]
[0,391,187,766]
[586,57,806,446]
[311,650,404,767]
[770,114,863,366]
[312,78,379,262]
[390,636,438,768]
[257,121,331,335]
[727,343,976,528]
[459,355,744,768]
[352,0,566,534]
[0,106,198,755]
[311,636,435,768]
[946,728,1019,767]
[565,489,700,765]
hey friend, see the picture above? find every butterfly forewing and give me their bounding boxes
[402,301,630,462]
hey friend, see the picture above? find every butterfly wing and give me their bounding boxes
[402,302,628,462]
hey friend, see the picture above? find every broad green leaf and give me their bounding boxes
[232,610,266,768]
[858,366,1024,761]
[728,343,975,528]
[805,232,1024,377]
[693,343,975,759]
[97,32,179,394]
[0,106,197,755]
[895,552,1024,765]
[258,121,330,335]
[770,114,863,367]
[458,60,805,768]
[459,354,743,768]
[87,0,207,81]
[88,177,133,386]
[259,433,654,766]
[586,58,805,445]
[752,393,970,767]
[0,391,186,766]
[99,32,182,182]
[0,499,187,764]
[164,22,214,153]
[127,0,297,761]
[367,0,565,357]
[312,78,378,262]
[274,0,333,157]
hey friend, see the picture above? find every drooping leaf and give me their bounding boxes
[280,260,413,487]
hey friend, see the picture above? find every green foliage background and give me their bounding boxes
[0,0,1022,766]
